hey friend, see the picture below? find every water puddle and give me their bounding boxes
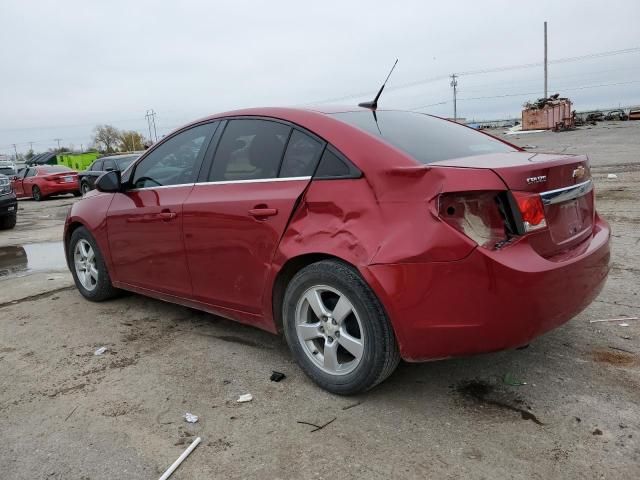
[0,242,67,278]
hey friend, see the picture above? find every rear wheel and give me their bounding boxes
[0,214,17,230]
[68,227,119,301]
[32,186,42,201]
[81,182,91,195]
[283,260,400,395]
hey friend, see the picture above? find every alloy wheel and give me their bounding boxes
[74,239,98,291]
[295,285,364,375]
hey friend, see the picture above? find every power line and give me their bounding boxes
[307,46,640,105]
[411,79,640,110]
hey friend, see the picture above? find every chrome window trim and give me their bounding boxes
[195,176,311,186]
[539,179,593,205]
[127,182,195,192]
[126,176,311,192]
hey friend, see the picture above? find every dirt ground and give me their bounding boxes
[0,122,638,480]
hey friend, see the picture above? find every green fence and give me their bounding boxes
[57,152,100,171]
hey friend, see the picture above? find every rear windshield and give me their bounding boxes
[0,166,15,176]
[331,110,516,164]
[40,165,72,173]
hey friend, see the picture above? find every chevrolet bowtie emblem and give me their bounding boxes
[572,165,586,179]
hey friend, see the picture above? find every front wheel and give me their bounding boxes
[0,214,17,230]
[283,260,400,395]
[32,186,42,201]
[68,227,120,301]
[81,182,91,195]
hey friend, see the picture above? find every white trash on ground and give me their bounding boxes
[607,173,618,179]
[184,413,199,423]
[94,347,107,356]
[237,393,253,403]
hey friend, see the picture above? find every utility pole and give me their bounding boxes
[28,141,34,151]
[544,21,548,98]
[54,138,62,151]
[450,74,458,121]
[145,109,158,143]
[12,144,18,160]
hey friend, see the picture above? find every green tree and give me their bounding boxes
[119,130,145,152]
[92,125,121,153]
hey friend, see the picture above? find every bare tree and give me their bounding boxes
[119,130,145,152]
[92,125,121,153]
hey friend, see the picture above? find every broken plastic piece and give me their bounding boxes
[503,373,527,386]
[270,371,286,382]
[94,347,107,356]
[237,393,253,403]
[184,413,198,423]
[607,173,618,179]
[158,436,201,480]
[619,323,630,327]
[590,317,639,323]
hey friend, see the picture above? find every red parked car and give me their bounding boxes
[64,107,610,394]
[13,165,80,201]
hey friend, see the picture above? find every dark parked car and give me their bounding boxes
[0,174,18,229]
[79,154,139,195]
[604,110,628,121]
[64,107,610,394]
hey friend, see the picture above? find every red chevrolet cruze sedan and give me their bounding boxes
[64,107,610,394]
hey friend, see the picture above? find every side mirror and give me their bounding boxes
[96,170,121,193]
[105,167,114,172]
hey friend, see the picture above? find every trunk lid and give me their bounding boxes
[431,152,595,257]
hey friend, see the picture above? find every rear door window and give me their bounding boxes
[279,130,323,178]
[209,119,291,181]
[103,159,116,170]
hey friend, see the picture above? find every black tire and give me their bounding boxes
[73,191,82,197]
[32,186,42,201]
[81,182,91,195]
[283,260,400,395]
[0,214,17,230]
[68,227,120,301]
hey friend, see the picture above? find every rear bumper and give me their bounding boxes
[0,193,18,216]
[40,181,79,196]
[364,215,611,361]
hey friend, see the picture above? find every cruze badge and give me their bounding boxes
[572,166,586,179]
[526,175,547,185]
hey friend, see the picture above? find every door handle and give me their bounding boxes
[248,207,278,218]
[158,211,177,221]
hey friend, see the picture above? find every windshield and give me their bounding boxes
[0,166,15,176]
[331,110,516,164]
[115,156,138,170]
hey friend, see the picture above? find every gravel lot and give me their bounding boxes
[1,122,638,479]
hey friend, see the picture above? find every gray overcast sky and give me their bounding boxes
[1,0,639,154]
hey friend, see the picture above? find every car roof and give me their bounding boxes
[171,106,421,174]
[99,154,141,160]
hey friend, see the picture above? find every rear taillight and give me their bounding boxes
[439,191,508,249]
[512,191,547,232]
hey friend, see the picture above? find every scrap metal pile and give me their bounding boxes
[522,94,575,131]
